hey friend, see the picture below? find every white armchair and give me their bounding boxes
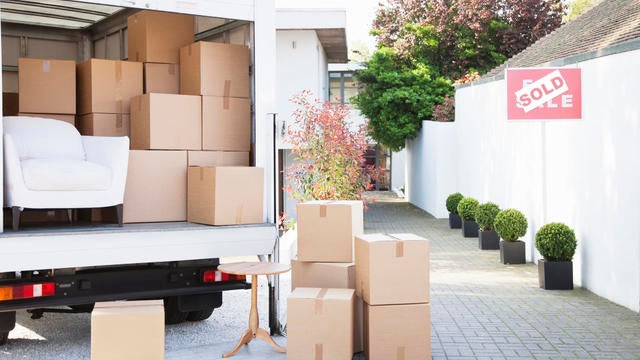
[3,116,129,230]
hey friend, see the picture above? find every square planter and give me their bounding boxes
[448,213,461,229]
[478,230,499,250]
[538,260,573,290]
[499,240,525,264]
[462,220,479,238]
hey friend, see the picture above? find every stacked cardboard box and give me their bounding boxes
[355,233,431,360]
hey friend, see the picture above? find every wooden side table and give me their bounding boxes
[217,261,290,358]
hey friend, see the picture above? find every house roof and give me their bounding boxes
[481,0,640,79]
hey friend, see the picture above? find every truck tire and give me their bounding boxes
[163,297,188,325]
[0,332,8,346]
[186,307,215,322]
[0,311,15,346]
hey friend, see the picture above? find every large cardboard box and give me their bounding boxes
[144,63,179,94]
[124,150,187,223]
[18,113,75,126]
[3,92,19,116]
[287,288,354,360]
[18,58,75,114]
[77,113,130,136]
[187,166,264,226]
[187,151,249,167]
[77,59,143,115]
[355,233,430,305]
[296,200,364,262]
[202,96,251,151]
[180,41,250,98]
[364,303,431,360]
[91,300,164,360]
[128,11,194,63]
[130,93,201,150]
[290,259,364,353]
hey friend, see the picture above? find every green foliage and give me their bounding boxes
[494,209,528,242]
[456,197,479,221]
[475,202,501,231]
[535,223,577,261]
[564,0,600,22]
[446,192,464,214]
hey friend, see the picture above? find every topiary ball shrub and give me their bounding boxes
[457,197,479,221]
[475,202,501,231]
[446,193,464,214]
[494,209,528,241]
[535,222,577,262]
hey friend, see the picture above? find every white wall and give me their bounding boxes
[391,149,406,191]
[407,49,640,312]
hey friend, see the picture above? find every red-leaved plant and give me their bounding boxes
[284,91,382,204]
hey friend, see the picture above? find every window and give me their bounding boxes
[328,71,360,104]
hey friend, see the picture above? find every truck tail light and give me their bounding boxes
[0,282,55,301]
[202,270,245,283]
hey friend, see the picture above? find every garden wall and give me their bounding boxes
[407,49,640,312]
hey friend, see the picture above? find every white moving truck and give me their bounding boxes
[0,0,278,345]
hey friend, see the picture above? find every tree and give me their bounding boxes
[565,0,601,22]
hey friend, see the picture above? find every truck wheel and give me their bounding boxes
[163,297,188,325]
[0,332,8,346]
[186,307,214,322]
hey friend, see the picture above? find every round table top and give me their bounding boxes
[218,262,291,276]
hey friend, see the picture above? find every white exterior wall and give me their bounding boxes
[407,49,640,312]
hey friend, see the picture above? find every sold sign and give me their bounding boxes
[507,68,582,120]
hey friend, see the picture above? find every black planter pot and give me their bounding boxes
[499,240,526,264]
[538,260,573,290]
[449,213,462,229]
[462,220,479,237]
[478,230,499,250]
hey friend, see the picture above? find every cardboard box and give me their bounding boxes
[355,233,430,305]
[187,151,249,167]
[77,113,130,136]
[364,303,430,360]
[287,288,354,360]
[130,93,201,150]
[18,113,75,126]
[290,259,364,353]
[187,166,263,225]
[18,58,76,114]
[144,63,179,94]
[77,59,143,115]
[124,150,187,223]
[296,200,364,262]
[180,41,250,98]
[128,11,194,63]
[202,96,251,151]
[3,92,19,116]
[91,300,164,360]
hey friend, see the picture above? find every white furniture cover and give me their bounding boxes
[3,116,129,228]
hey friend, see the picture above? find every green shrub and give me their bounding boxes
[457,197,479,221]
[535,222,577,261]
[446,193,464,214]
[475,202,501,231]
[494,209,527,241]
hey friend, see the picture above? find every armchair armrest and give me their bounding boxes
[3,133,29,207]
[82,136,130,202]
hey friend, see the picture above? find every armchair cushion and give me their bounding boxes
[5,116,85,161]
[21,158,112,191]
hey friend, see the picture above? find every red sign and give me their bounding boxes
[506,68,582,120]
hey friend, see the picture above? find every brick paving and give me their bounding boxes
[363,192,640,360]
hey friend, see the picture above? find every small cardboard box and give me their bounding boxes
[128,11,194,63]
[364,303,431,360]
[202,96,251,151]
[296,200,364,262]
[187,151,249,167]
[187,166,264,225]
[91,300,164,360]
[77,113,130,136]
[180,41,250,97]
[355,233,430,305]
[144,63,179,94]
[130,93,201,150]
[18,58,76,114]
[287,288,354,360]
[124,150,187,223]
[3,92,19,116]
[77,59,143,115]
[290,259,364,353]
[18,113,75,126]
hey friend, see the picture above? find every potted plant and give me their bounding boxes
[457,197,479,238]
[494,208,528,264]
[445,192,463,229]
[475,202,501,250]
[535,222,577,290]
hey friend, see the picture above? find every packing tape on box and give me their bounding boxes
[314,343,323,360]
[116,114,123,129]
[396,345,406,360]
[199,167,205,181]
[314,288,328,314]
[42,60,51,73]
[320,205,327,217]
[115,61,123,82]
[235,205,243,224]
[223,96,230,110]
[386,234,405,257]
